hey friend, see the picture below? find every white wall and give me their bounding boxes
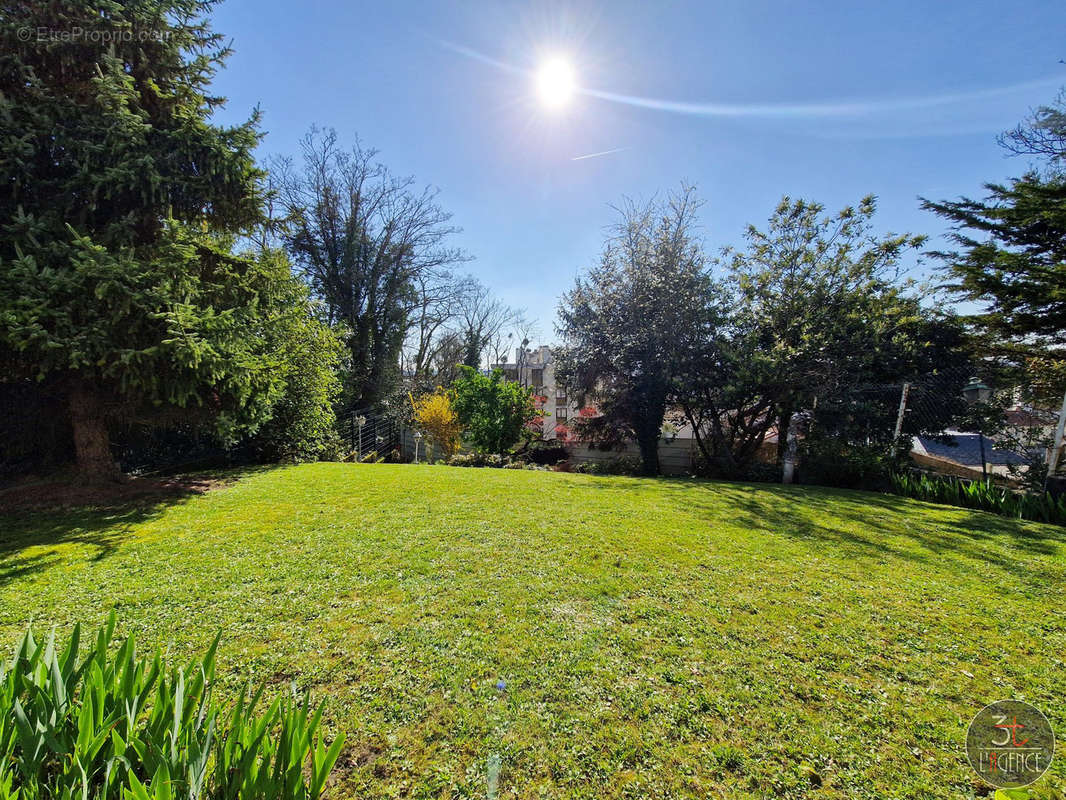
[567,439,698,476]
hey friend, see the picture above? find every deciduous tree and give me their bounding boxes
[713,196,926,463]
[273,129,468,412]
[450,367,536,455]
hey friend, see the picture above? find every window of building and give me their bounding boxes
[556,407,568,420]
[531,368,543,387]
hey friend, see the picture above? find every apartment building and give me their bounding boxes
[492,345,579,440]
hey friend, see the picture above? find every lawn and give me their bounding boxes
[1,463,1063,798]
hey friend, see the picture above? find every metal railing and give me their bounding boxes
[348,409,402,460]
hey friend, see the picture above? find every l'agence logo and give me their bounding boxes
[966,699,1055,788]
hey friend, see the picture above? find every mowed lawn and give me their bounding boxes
[1,464,1063,799]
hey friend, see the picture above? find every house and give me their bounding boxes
[492,345,579,440]
[910,432,1034,480]
[908,397,1058,481]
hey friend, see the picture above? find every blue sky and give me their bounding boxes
[209,0,1065,340]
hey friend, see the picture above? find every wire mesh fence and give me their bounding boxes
[889,366,1058,489]
[788,362,1065,493]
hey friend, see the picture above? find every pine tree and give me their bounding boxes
[923,91,1066,356]
[0,1,276,480]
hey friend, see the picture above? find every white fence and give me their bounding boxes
[396,427,700,474]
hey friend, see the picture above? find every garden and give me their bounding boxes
[3,2,1066,798]
[2,464,1064,798]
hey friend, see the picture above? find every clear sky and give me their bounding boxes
[208,0,1065,340]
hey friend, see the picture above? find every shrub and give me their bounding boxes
[572,455,642,476]
[244,281,345,464]
[518,443,570,466]
[694,455,780,483]
[450,367,538,455]
[798,439,893,490]
[502,461,546,470]
[0,615,343,799]
[410,389,462,457]
[444,453,506,468]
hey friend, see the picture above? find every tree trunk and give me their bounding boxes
[775,407,792,464]
[68,383,121,483]
[636,430,660,476]
[782,412,801,484]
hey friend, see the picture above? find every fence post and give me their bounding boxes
[892,382,911,446]
[1045,387,1066,490]
[355,415,366,461]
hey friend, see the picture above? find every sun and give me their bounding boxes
[535,57,576,110]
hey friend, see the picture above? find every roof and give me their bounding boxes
[914,434,1029,467]
[1004,407,1056,428]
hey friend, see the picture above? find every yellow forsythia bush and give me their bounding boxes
[411,388,463,456]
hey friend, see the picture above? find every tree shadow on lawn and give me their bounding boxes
[0,465,279,588]
[578,475,1064,584]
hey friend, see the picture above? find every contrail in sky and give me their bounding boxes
[571,147,628,161]
[436,38,1062,120]
[436,39,524,76]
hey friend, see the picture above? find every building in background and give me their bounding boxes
[492,345,703,474]
[492,345,577,440]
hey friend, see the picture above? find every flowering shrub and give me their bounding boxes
[411,388,462,456]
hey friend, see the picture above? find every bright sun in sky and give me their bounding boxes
[535,57,576,110]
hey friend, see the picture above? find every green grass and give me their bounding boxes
[1,463,1063,799]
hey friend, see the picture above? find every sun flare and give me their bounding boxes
[535,57,576,110]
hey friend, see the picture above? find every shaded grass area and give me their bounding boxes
[1,463,1063,798]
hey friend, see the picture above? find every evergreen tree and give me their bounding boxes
[0,1,277,480]
[555,186,723,476]
[923,177,1066,352]
[923,91,1066,356]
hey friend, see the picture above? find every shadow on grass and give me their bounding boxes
[577,475,1064,584]
[0,465,280,588]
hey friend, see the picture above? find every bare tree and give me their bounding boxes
[403,270,469,381]
[426,331,467,387]
[455,279,524,370]
[488,313,541,370]
[272,127,468,409]
[998,89,1066,171]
